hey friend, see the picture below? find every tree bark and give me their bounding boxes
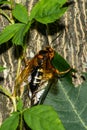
[0,0,87,124]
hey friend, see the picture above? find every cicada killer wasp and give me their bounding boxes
[13,46,71,106]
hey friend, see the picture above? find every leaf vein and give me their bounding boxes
[59,81,87,129]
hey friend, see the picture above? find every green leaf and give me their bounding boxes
[0,112,19,130]
[24,105,65,130]
[12,21,31,46]
[0,1,11,5]
[0,66,6,72]
[52,51,70,72]
[0,23,25,45]
[44,72,87,130]
[12,24,25,45]
[12,4,29,24]
[29,0,68,24]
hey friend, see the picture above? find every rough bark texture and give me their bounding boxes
[0,0,87,125]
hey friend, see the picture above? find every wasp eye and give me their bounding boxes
[37,55,43,59]
[39,50,47,55]
[45,47,54,52]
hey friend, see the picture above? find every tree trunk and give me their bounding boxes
[0,0,86,124]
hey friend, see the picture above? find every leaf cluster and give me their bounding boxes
[0,0,68,47]
[0,105,65,130]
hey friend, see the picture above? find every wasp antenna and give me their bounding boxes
[50,32,63,45]
[45,26,51,46]
[45,24,64,48]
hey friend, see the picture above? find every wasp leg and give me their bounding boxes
[54,68,71,75]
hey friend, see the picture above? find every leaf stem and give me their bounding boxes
[0,85,11,98]
[10,0,15,9]
[0,85,17,111]
[16,58,22,79]
[20,112,23,130]
[0,9,14,24]
[11,96,17,111]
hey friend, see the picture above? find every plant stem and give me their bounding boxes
[0,85,17,111]
[0,85,11,98]
[0,9,14,24]
[10,0,15,9]
[16,58,22,79]
[11,96,17,111]
[20,112,23,130]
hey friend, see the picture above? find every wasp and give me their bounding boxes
[14,46,71,106]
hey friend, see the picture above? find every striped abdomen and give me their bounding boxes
[29,66,43,92]
[28,66,44,105]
